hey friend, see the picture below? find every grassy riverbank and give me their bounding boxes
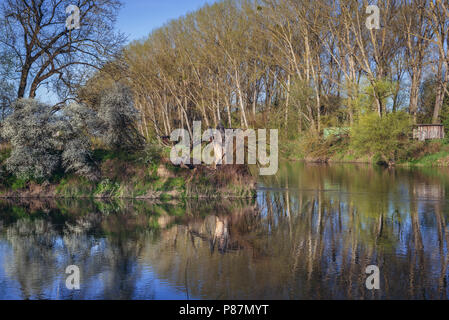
[281,134,449,167]
[0,148,256,200]
[277,111,449,167]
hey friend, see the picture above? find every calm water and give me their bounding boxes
[1,162,449,300]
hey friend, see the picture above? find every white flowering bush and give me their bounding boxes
[60,103,100,181]
[1,99,62,180]
[97,84,145,151]
[1,99,99,181]
[1,89,145,182]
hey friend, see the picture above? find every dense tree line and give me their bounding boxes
[83,0,449,142]
[2,0,449,179]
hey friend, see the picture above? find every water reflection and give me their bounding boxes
[0,163,449,299]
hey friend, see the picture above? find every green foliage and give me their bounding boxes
[163,177,185,191]
[132,180,153,197]
[11,178,27,191]
[299,130,350,161]
[351,80,396,118]
[351,111,412,163]
[0,148,11,163]
[280,138,305,160]
[408,150,449,166]
[139,144,164,166]
[405,142,449,166]
[92,149,140,163]
[56,176,96,198]
[95,179,121,198]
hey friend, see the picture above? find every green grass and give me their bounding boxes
[163,177,185,191]
[11,178,27,191]
[95,179,121,198]
[93,149,140,162]
[0,146,256,199]
[407,150,449,167]
[280,138,305,160]
[56,176,96,198]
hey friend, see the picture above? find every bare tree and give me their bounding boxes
[426,0,449,123]
[0,0,125,101]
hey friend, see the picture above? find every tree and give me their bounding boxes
[426,0,449,123]
[0,80,14,121]
[351,111,412,164]
[0,27,15,120]
[400,0,432,122]
[99,0,449,143]
[0,0,125,102]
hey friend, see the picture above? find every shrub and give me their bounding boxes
[350,111,412,163]
[1,99,99,181]
[61,138,99,181]
[299,130,350,161]
[139,144,164,166]
[95,179,121,197]
[61,103,100,181]
[1,99,63,180]
[97,84,145,152]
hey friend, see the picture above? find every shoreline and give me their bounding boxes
[0,153,258,200]
[0,194,258,200]
[283,156,449,168]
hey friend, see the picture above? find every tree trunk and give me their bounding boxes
[285,74,291,128]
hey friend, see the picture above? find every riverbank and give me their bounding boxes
[0,149,257,200]
[281,136,449,167]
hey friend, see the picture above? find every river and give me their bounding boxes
[0,162,448,299]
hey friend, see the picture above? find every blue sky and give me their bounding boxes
[117,0,219,42]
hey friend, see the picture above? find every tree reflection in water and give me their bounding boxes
[0,163,449,299]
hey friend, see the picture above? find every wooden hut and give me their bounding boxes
[413,124,445,141]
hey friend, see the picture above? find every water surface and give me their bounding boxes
[1,162,449,300]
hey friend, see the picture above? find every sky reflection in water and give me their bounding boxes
[0,163,449,300]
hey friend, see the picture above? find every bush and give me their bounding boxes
[98,84,145,152]
[61,103,100,181]
[1,99,98,181]
[299,130,350,162]
[350,111,412,163]
[139,144,164,166]
[95,179,121,197]
[1,99,63,180]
